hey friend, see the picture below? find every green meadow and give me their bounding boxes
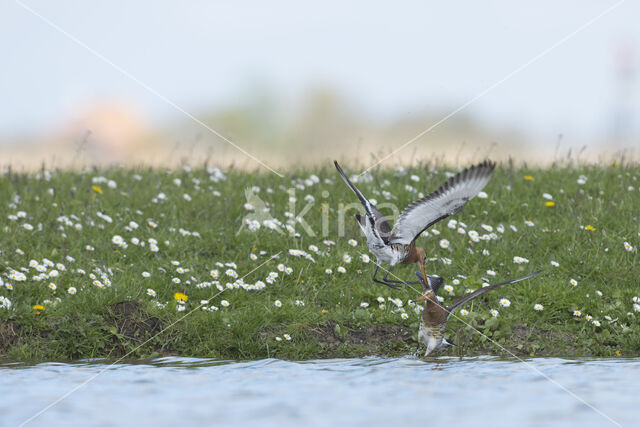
[0,160,638,361]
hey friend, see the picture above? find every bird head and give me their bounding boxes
[415,271,435,302]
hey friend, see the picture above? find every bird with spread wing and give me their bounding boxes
[415,270,541,356]
[334,160,496,288]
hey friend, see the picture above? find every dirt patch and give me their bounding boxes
[0,321,21,355]
[304,321,416,357]
[105,301,165,357]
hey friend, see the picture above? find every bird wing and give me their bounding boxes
[334,161,392,243]
[388,161,496,245]
[446,271,541,317]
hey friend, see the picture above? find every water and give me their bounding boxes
[1,357,637,427]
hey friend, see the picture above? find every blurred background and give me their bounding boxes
[1,0,638,170]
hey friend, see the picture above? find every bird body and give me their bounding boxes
[335,160,496,288]
[416,271,541,356]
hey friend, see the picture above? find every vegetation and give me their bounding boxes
[0,159,638,361]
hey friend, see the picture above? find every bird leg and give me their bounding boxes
[371,264,420,289]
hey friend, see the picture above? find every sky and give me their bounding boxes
[1,0,638,145]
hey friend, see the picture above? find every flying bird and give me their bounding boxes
[415,270,541,356]
[334,160,496,288]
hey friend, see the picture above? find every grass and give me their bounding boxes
[0,160,639,361]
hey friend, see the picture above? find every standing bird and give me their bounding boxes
[415,270,541,356]
[334,160,496,288]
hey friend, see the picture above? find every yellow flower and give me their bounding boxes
[33,304,45,314]
[92,185,103,194]
[585,225,596,231]
[545,201,555,207]
[524,175,535,181]
[174,292,188,302]
[321,309,329,314]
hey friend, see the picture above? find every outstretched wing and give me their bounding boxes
[334,161,392,243]
[389,160,496,245]
[446,271,541,316]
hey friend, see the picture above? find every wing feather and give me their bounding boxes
[334,161,392,243]
[389,160,495,244]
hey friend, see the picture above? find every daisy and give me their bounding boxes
[460,309,469,316]
[343,254,352,263]
[585,314,592,321]
[146,289,156,297]
[67,287,77,295]
[142,271,151,278]
[250,253,258,261]
[592,320,601,327]
[348,239,358,247]
[177,305,186,312]
[513,256,529,264]
[221,300,230,307]
[401,313,409,320]
[172,278,181,284]
[569,278,578,287]
[274,300,282,308]
[490,309,499,317]
[360,254,370,263]
[377,297,385,303]
[112,235,124,245]
[308,245,319,253]
[487,270,496,276]
[360,302,369,308]
[295,300,305,306]
[534,304,544,311]
[325,268,333,274]
[499,298,511,307]
[275,336,282,342]
[439,239,450,249]
[633,304,640,313]
[550,261,559,267]
[624,241,633,252]
[477,191,488,199]
[573,310,581,317]
[525,220,534,227]
[226,269,238,278]
[210,270,219,279]
[48,283,56,291]
[277,264,285,272]
[337,266,346,274]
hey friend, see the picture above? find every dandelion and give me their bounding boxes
[534,304,544,311]
[499,298,511,307]
[569,278,578,287]
[221,300,230,307]
[545,201,555,207]
[92,185,103,194]
[401,313,409,320]
[439,239,450,249]
[33,304,45,314]
[585,225,596,231]
[460,309,469,316]
[624,241,633,252]
[174,292,188,302]
[274,300,282,308]
[573,310,582,317]
[348,239,358,247]
[490,309,499,317]
[142,271,151,278]
[67,287,77,295]
[524,175,534,181]
[337,266,346,274]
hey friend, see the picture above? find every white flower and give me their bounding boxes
[348,239,358,247]
[48,282,56,291]
[210,270,219,279]
[67,287,77,295]
[401,312,409,320]
[337,266,346,274]
[308,245,319,253]
[513,256,529,264]
[360,302,369,308]
[460,309,469,316]
[439,239,450,249]
[275,336,282,342]
[499,298,511,307]
[112,235,124,245]
[633,304,640,313]
[377,297,385,303]
[524,220,534,227]
[146,288,156,297]
[142,271,151,278]
[624,241,633,252]
[550,261,559,267]
[360,254,370,263]
[569,278,578,287]
[343,254,352,263]
[577,175,587,185]
[250,253,258,261]
[444,284,454,294]
[573,310,581,317]
[23,223,34,230]
[486,270,496,276]
[172,278,181,284]
[226,269,238,278]
[285,267,293,275]
[295,300,305,306]
[283,334,292,341]
[277,264,285,272]
[592,320,601,327]
[274,300,282,308]
[585,314,592,321]
[177,305,186,312]
[477,191,488,199]
[534,303,544,311]
[221,300,230,307]
[490,309,499,317]
[542,193,553,200]
[325,268,333,274]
